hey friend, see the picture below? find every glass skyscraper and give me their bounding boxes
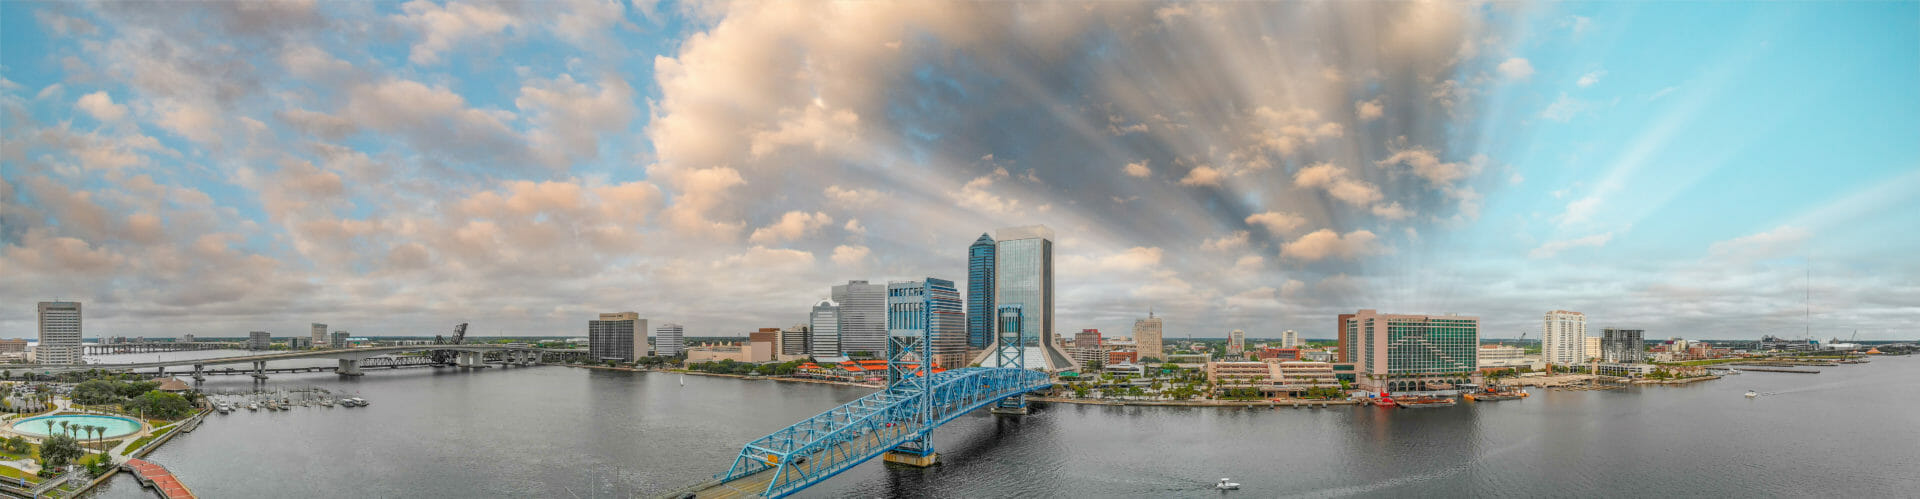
[992,225,1075,370]
[966,233,996,349]
[810,300,841,359]
[832,280,887,357]
[887,278,967,369]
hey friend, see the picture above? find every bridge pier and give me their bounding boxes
[251,361,269,380]
[336,359,364,376]
[882,450,939,467]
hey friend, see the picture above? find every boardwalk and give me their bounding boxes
[123,458,195,499]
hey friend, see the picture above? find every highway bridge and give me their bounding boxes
[666,304,1051,498]
[13,345,588,379]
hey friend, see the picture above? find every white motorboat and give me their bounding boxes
[1216,478,1240,490]
[1744,390,1758,398]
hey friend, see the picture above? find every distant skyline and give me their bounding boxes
[2,2,1916,341]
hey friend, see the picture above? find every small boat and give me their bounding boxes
[1216,478,1240,490]
[1744,390,1758,398]
[321,399,334,408]
[247,403,259,411]
[1373,391,1397,408]
[680,375,686,387]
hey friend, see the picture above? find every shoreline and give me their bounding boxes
[1029,396,1360,408]
[563,364,884,389]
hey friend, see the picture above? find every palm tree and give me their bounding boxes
[44,420,53,436]
[59,421,69,438]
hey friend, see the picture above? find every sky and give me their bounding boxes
[2,1,1916,341]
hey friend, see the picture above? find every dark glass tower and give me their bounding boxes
[966,233,996,349]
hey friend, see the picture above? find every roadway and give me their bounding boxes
[12,345,586,373]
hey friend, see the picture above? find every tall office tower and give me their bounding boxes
[1336,312,1355,362]
[1133,311,1164,361]
[1601,328,1646,363]
[655,323,685,357]
[780,324,811,357]
[1345,309,1480,392]
[1280,330,1301,349]
[1542,310,1588,367]
[966,233,996,349]
[810,300,842,358]
[37,301,83,364]
[990,225,1076,370]
[886,278,968,369]
[589,312,646,362]
[247,331,272,350]
[331,331,349,348]
[1227,329,1246,355]
[832,280,887,357]
[310,323,329,349]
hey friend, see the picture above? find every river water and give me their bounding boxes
[80,351,1920,498]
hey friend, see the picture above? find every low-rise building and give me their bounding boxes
[1476,345,1542,371]
[1205,361,1277,393]
[1107,350,1138,365]
[1275,361,1339,393]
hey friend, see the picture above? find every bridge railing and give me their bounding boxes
[715,367,1050,497]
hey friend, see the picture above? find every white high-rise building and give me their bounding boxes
[37,301,83,365]
[1280,330,1301,348]
[310,323,328,349]
[1227,329,1246,355]
[810,300,842,358]
[1542,310,1588,366]
[655,323,685,357]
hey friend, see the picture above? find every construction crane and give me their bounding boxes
[431,323,469,365]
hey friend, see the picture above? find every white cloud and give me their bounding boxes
[1577,70,1607,87]
[394,0,521,65]
[76,92,127,122]
[1376,144,1480,187]
[824,185,884,208]
[1281,229,1385,262]
[1122,161,1151,178]
[1245,211,1306,233]
[1541,93,1595,122]
[1530,232,1614,258]
[1371,202,1413,220]
[1498,57,1534,80]
[1707,226,1809,261]
[843,218,866,234]
[831,244,871,265]
[1179,165,1223,186]
[1201,230,1250,252]
[747,211,833,245]
[1355,97,1383,121]
[1292,163,1382,206]
[1556,195,1603,228]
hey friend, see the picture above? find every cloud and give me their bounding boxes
[1179,165,1223,186]
[1355,97,1384,121]
[76,92,128,122]
[1530,232,1614,258]
[1281,229,1385,262]
[1245,211,1306,234]
[831,244,871,265]
[1201,230,1250,252]
[1122,161,1151,178]
[394,0,521,65]
[1541,93,1595,122]
[517,74,637,165]
[1371,202,1413,220]
[1292,163,1382,207]
[1497,58,1534,80]
[747,211,833,245]
[1577,70,1607,87]
[1708,226,1809,261]
[1376,143,1479,187]
[824,185,884,208]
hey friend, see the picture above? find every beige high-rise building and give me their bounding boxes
[1132,311,1163,361]
[37,301,83,365]
[1584,336,1602,362]
[1542,310,1587,367]
[1280,330,1301,348]
[310,323,329,349]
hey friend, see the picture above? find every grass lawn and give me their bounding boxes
[125,425,177,453]
[0,464,39,484]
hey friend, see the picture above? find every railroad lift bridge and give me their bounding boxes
[681,305,1048,498]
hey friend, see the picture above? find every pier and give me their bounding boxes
[1727,366,1821,374]
[122,459,195,499]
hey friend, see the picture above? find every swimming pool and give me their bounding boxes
[13,414,144,439]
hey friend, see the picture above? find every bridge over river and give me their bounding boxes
[14,345,588,379]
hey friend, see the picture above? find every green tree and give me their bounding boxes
[125,391,194,420]
[72,379,124,405]
[39,434,83,470]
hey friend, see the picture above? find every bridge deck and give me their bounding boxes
[687,425,908,498]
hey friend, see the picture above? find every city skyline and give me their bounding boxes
[2,2,1917,341]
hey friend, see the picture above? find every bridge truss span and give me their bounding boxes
[707,367,1050,498]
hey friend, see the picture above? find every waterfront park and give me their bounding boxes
[0,370,200,497]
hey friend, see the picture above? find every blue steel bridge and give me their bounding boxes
[676,303,1047,498]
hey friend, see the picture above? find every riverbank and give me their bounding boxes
[1029,396,1360,408]
[1634,375,1723,385]
[563,364,885,389]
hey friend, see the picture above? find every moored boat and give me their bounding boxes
[1396,396,1457,408]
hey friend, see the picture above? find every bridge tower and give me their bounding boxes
[880,279,954,467]
[990,305,1029,415]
